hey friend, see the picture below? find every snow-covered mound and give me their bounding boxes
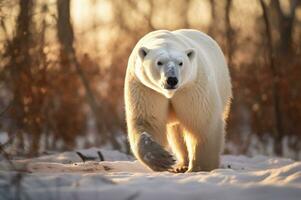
[0,148,300,200]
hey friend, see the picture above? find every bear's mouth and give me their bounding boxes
[163,85,177,90]
[160,83,178,98]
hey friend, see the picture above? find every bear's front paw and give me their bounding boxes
[138,132,175,171]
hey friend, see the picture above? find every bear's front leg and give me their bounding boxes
[137,132,175,171]
[185,119,225,172]
[125,79,175,171]
[167,124,189,173]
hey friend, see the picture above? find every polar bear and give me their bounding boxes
[124,29,232,172]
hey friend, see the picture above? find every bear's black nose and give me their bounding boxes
[166,77,178,88]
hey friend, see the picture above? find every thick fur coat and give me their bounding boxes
[124,29,232,172]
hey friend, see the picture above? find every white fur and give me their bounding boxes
[124,29,232,172]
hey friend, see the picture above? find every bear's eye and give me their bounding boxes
[157,61,163,66]
[179,62,183,66]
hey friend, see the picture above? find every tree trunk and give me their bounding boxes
[270,0,298,54]
[259,0,284,155]
[208,0,216,35]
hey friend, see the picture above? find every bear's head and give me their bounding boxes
[135,46,197,98]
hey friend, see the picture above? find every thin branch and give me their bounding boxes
[0,17,11,45]
[0,143,16,171]
[0,102,11,117]
[127,0,155,30]
[97,151,104,161]
[76,151,96,162]
[75,150,105,162]
[289,0,299,17]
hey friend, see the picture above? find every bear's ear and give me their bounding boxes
[185,49,195,61]
[138,47,150,60]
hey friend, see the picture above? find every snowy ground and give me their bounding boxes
[0,148,300,200]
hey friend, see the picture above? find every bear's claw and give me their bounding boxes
[170,165,188,173]
[138,132,175,171]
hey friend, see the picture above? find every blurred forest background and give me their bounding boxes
[0,0,301,159]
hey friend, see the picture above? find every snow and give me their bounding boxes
[0,148,301,200]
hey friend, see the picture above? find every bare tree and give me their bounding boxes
[2,0,45,156]
[259,0,284,155]
[56,0,121,150]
